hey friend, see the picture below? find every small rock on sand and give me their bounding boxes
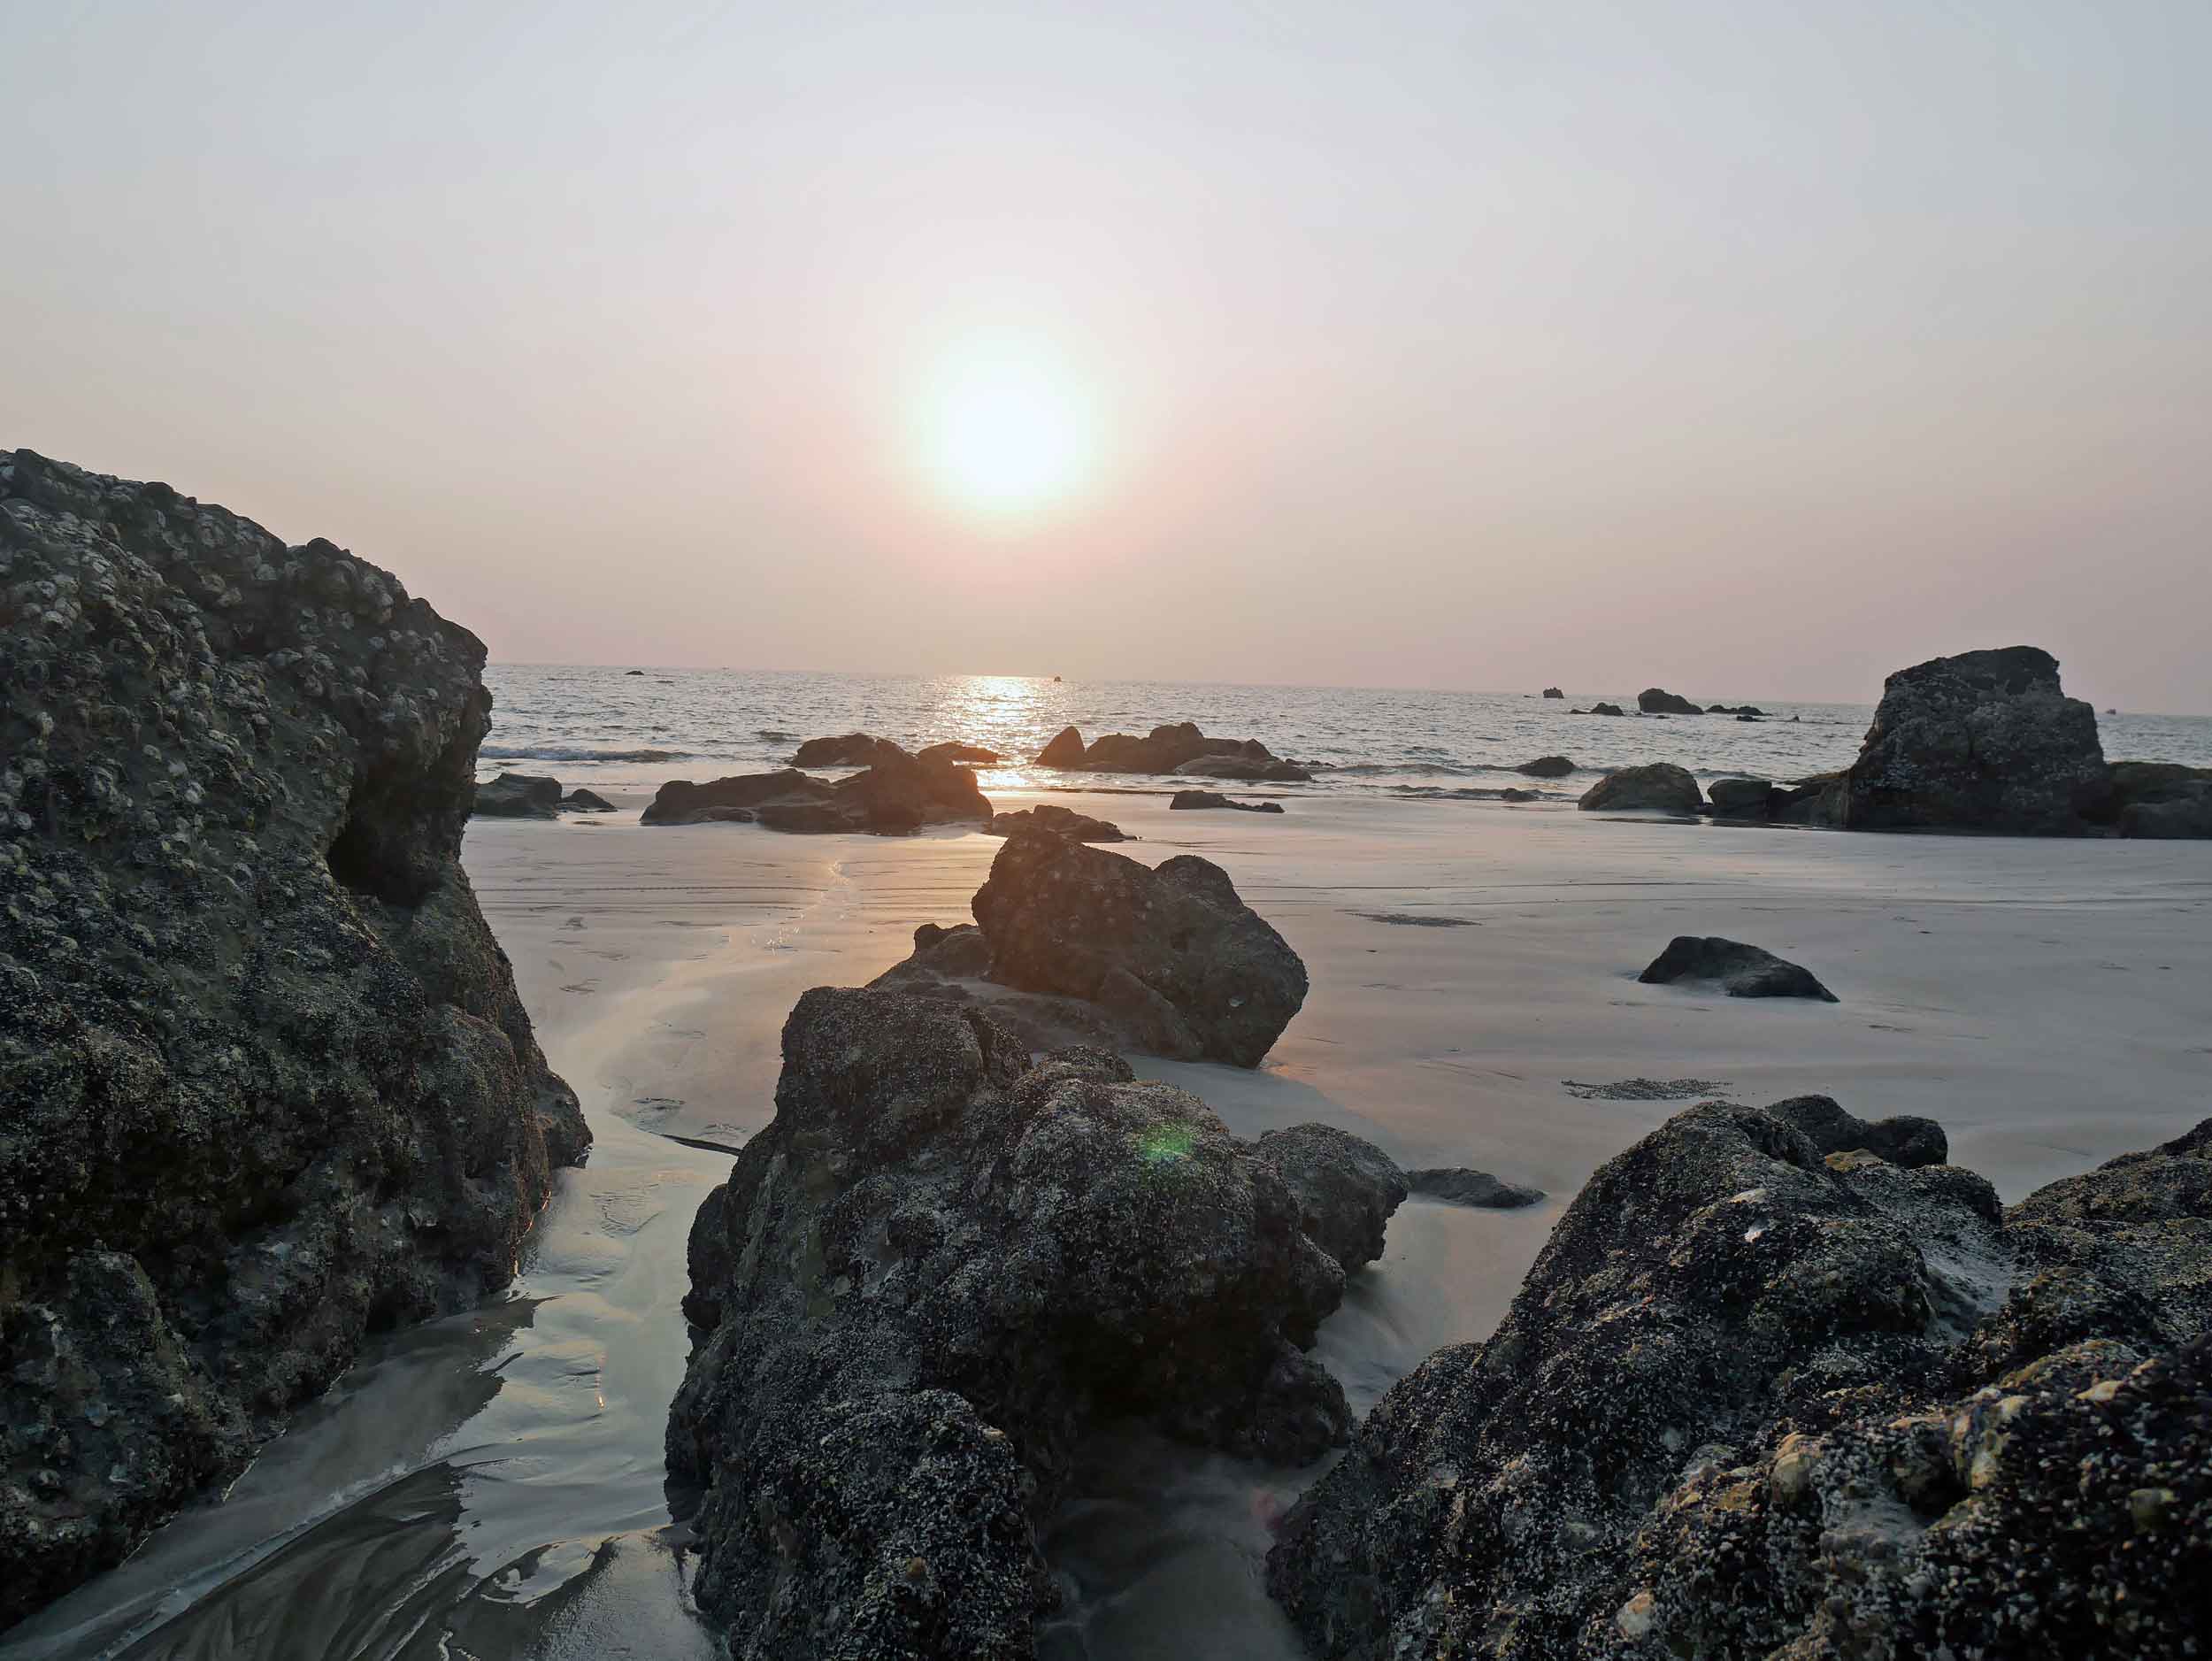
[1638,935,1839,1002]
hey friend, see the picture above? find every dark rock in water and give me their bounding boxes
[1734,711,1761,721]
[874,831,1308,1066]
[1035,725,1087,767]
[918,741,1001,765]
[472,771,564,818]
[1269,1102,2212,1661]
[790,731,889,768]
[1577,762,1701,814]
[1705,775,1778,817]
[559,787,616,812]
[1498,787,1540,802]
[1251,1124,1409,1273]
[0,450,586,1626]
[986,804,1128,842]
[668,988,1360,1658]
[1638,687,1703,715]
[644,746,991,834]
[1765,1093,1947,1166]
[2096,760,2212,840]
[1404,1167,1546,1209]
[1773,769,1846,826]
[1705,703,1765,716]
[1841,646,2108,834]
[1639,934,1839,1001]
[1514,755,1576,777]
[625,667,646,675]
[1541,686,1563,698]
[1578,701,1627,717]
[1171,752,1313,781]
[1071,721,1314,781]
[1170,789,1284,813]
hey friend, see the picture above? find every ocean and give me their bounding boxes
[480,665,2212,799]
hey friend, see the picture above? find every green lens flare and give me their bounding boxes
[1135,1122,1199,1165]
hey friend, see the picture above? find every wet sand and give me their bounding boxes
[11,793,2208,1659]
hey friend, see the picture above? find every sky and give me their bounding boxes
[5,1,2208,711]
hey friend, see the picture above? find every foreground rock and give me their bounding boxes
[985,804,1127,842]
[1577,762,1701,814]
[669,989,1365,1659]
[1251,1124,1409,1272]
[872,830,1307,1065]
[1037,722,1314,781]
[1171,789,1284,813]
[642,744,991,834]
[1269,1102,2212,1661]
[1638,934,1839,1001]
[1637,687,1703,715]
[0,450,587,1626]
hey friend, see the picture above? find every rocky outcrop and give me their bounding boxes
[1251,1123,1409,1273]
[1704,776,1777,817]
[642,746,991,834]
[472,771,564,817]
[1841,646,2108,834]
[1268,1102,2212,1661]
[1638,688,1702,715]
[1514,755,1576,777]
[918,741,1001,766]
[1035,725,1087,767]
[791,732,888,768]
[1171,790,1284,813]
[1705,703,1764,716]
[0,450,586,1627]
[1766,1093,1947,1166]
[1577,763,1701,814]
[1638,935,1839,1001]
[1405,1167,1545,1208]
[872,831,1308,1066]
[1578,701,1627,717]
[668,989,1364,1659]
[1541,687,1563,698]
[2096,760,2212,839]
[985,804,1127,842]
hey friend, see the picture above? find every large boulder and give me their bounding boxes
[0,450,586,1627]
[471,770,563,818]
[667,989,1363,1659]
[1034,725,1087,767]
[1637,934,1839,1001]
[1268,1102,2212,1661]
[1839,646,2108,833]
[1250,1123,1409,1273]
[2098,760,2212,840]
[985,804,1128,842]
[1577,762,1701,815]
[1704,775,1778,817]
[872,831,1308,1066]
[1638,688,1703,715]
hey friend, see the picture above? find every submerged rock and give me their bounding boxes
[1268,1102,2212,1661]
[1577,762,1701,814]
[1638,934,1839,1001]
[872,830,1308,1066]
[1404,1167,1546,1208]
[1638,687,1703,715]
[1170,790,1284,813]
[0,450,586,1627]
[985,804,1128,842]
[472,771,564,817]
[668,988,1362,1659]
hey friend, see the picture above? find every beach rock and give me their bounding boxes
[790,731,890,768]
[918,741,1001,766]
[1404,1168,1545,1208]
[559,787,616,812]
[1579,701,1627,717]
[1170,753,1313,781]
[1541,686,1563,698]
[1638,934,1839,1001]
[0,450,586,1626]
[1035,725,1087,767]
[472,771,564,818]
[1251,1124,1409,1273]
[986,804,1128,842]
[1705,775,1778,817]
[1577,762,1701,814]
[2099,760,2212,839]
[668,988,1358,1658]
[1840,646,2108,834]
[1073,721,1312,781]
[1498,787,1540,802]
[644,748,991,835]
[1170,790,1284,813]
[1773,770,1846,827]
[1514,755,1575,777]
[1638,687,1703,715]
[641,768,833,825]
[1269,1103,2212,1661]
[1764,1093,1947,1166]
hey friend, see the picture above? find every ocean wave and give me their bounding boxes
[480,744,694,763]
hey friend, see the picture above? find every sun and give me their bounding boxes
[911,334,1104,517]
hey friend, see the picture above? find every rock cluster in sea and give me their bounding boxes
[1033,721,1313,781]
[667,988,1403,1659]
[1267,1101,2212,1659]
[872,827,1309,1065]
[641,742,991,834]
[0,450,588,1626]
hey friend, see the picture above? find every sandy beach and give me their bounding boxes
[13,785,2203,1660]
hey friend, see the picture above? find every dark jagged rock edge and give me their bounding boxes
[1637,934,1839,1002]
[667,988,1405,1660]
[0,450,587,1627]
[1268,1099,2212,1660]
[1033,721,1313,782]
[872,828,1308,1067]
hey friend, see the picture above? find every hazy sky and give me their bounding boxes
[7,2,2207,709]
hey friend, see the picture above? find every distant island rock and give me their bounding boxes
[1029,722,1313,781]
[0,450,587,1625]
[872,828,1307,1065]
[1171,789,1285,813]
[1576,701,1627,717]
[790,731,889,768]
[1638,687,1703,714]
[1540,686,1563,698]
[918,741,1001,765]
[641,744,991,834]
[1577,762,1701,815]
